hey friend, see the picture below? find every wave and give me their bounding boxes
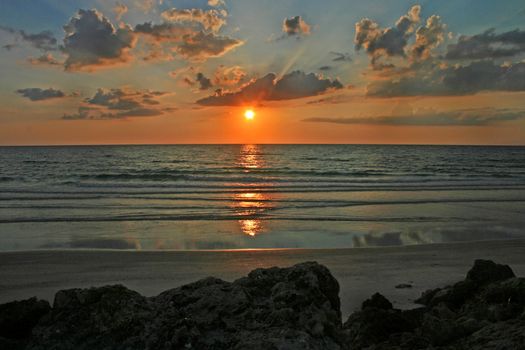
[0,214,479,224]
[2,198,524,210]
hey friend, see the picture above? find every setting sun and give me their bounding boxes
[244,109,255,120]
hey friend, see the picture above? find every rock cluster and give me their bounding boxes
[0,259,524,349]
[344,259,525,349]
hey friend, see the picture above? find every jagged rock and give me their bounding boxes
[0,297,50,340]
[343,294,421,348]
[361,293,392,310]
[1,259,524,350]
[343,260,525,349]
[25,261,343,350]
[466,259,515,286]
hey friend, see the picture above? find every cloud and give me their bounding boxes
[355,5,421,65]
[410,15,446,61]
[282,16,311,37]
[367,60,525,97]
[113,2,128,21]
[208,0,225,6]
[2,44,17,51]
[446,28,525,60]
[213,65,246,86]
[86,88,167,109]
[161,8,227,33]
[0,26,58,51]
[357,6,525,97]
[197,70,343,106]
[62,9,136,71]
[175,31,243,60]
[16,88,65,101]
[330,51,352,62]
[303,108,525,126]
[62,88,172,120]
[134,22,243,61]
[196,72,213,90]
[27,53,61,66]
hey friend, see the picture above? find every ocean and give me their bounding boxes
[0,144,524,251]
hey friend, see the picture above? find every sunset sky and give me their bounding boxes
[1,0,525,145]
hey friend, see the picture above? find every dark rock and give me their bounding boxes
[466,259,515,286]
[0,297,50,339]
[26,261,343,350]
[395,283,413,289]
[0,336,27,350]
[343,294,417,348]
[28,284,151,350]
[361,293,393,310]
[344,259,525,349]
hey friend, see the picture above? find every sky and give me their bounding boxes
[0,0,525,145]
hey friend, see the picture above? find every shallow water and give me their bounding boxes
[0,144,524,250]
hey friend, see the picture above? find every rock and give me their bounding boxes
[26,261,344,350]
[28,284,151,350]
[343,294,418,348]
[344,259,525,349]
[0,297,50,340]
[395,283,413,289]
[361,293,393,310]
[466,259,515,286]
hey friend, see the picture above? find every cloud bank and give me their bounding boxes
[16,88,65,101]
[197,70,343,106]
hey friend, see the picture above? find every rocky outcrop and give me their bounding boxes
[24,261,343,350]
[344,259,525,349]
[0,259,523,350]
[0,297,50,350]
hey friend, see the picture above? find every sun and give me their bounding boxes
[244,109,255,120]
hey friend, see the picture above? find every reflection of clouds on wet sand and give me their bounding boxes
[353,226,522,248]
[41,238,141,249]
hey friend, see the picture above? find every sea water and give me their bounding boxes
[0,144,524,250]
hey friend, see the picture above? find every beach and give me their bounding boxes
[2,239,524,318]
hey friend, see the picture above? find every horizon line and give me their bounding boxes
[1,143,524,147]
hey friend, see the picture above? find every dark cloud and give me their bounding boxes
[303,108,525,126]
[196,72,213,90]
[16,88,65,101]
[0,26,57,51]
[367,60,525,97]
[330,51,352,62]
[282,16,311,36]
[62,88,171,120]
[2,44,17,51]
[355,5,420,65]
[197,70,343,106]
[62,9,136,71]
[86,88,166,109]
[446,28,525,60]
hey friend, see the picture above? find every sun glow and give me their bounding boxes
[244,109,255,120]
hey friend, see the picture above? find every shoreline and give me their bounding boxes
[1,239,525,318]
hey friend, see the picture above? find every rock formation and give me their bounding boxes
[0,259,523,349]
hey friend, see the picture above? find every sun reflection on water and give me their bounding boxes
[233,145,273,237]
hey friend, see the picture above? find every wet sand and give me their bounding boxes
[1,239,524,318]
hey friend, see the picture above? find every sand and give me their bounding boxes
[1,239,524,318]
